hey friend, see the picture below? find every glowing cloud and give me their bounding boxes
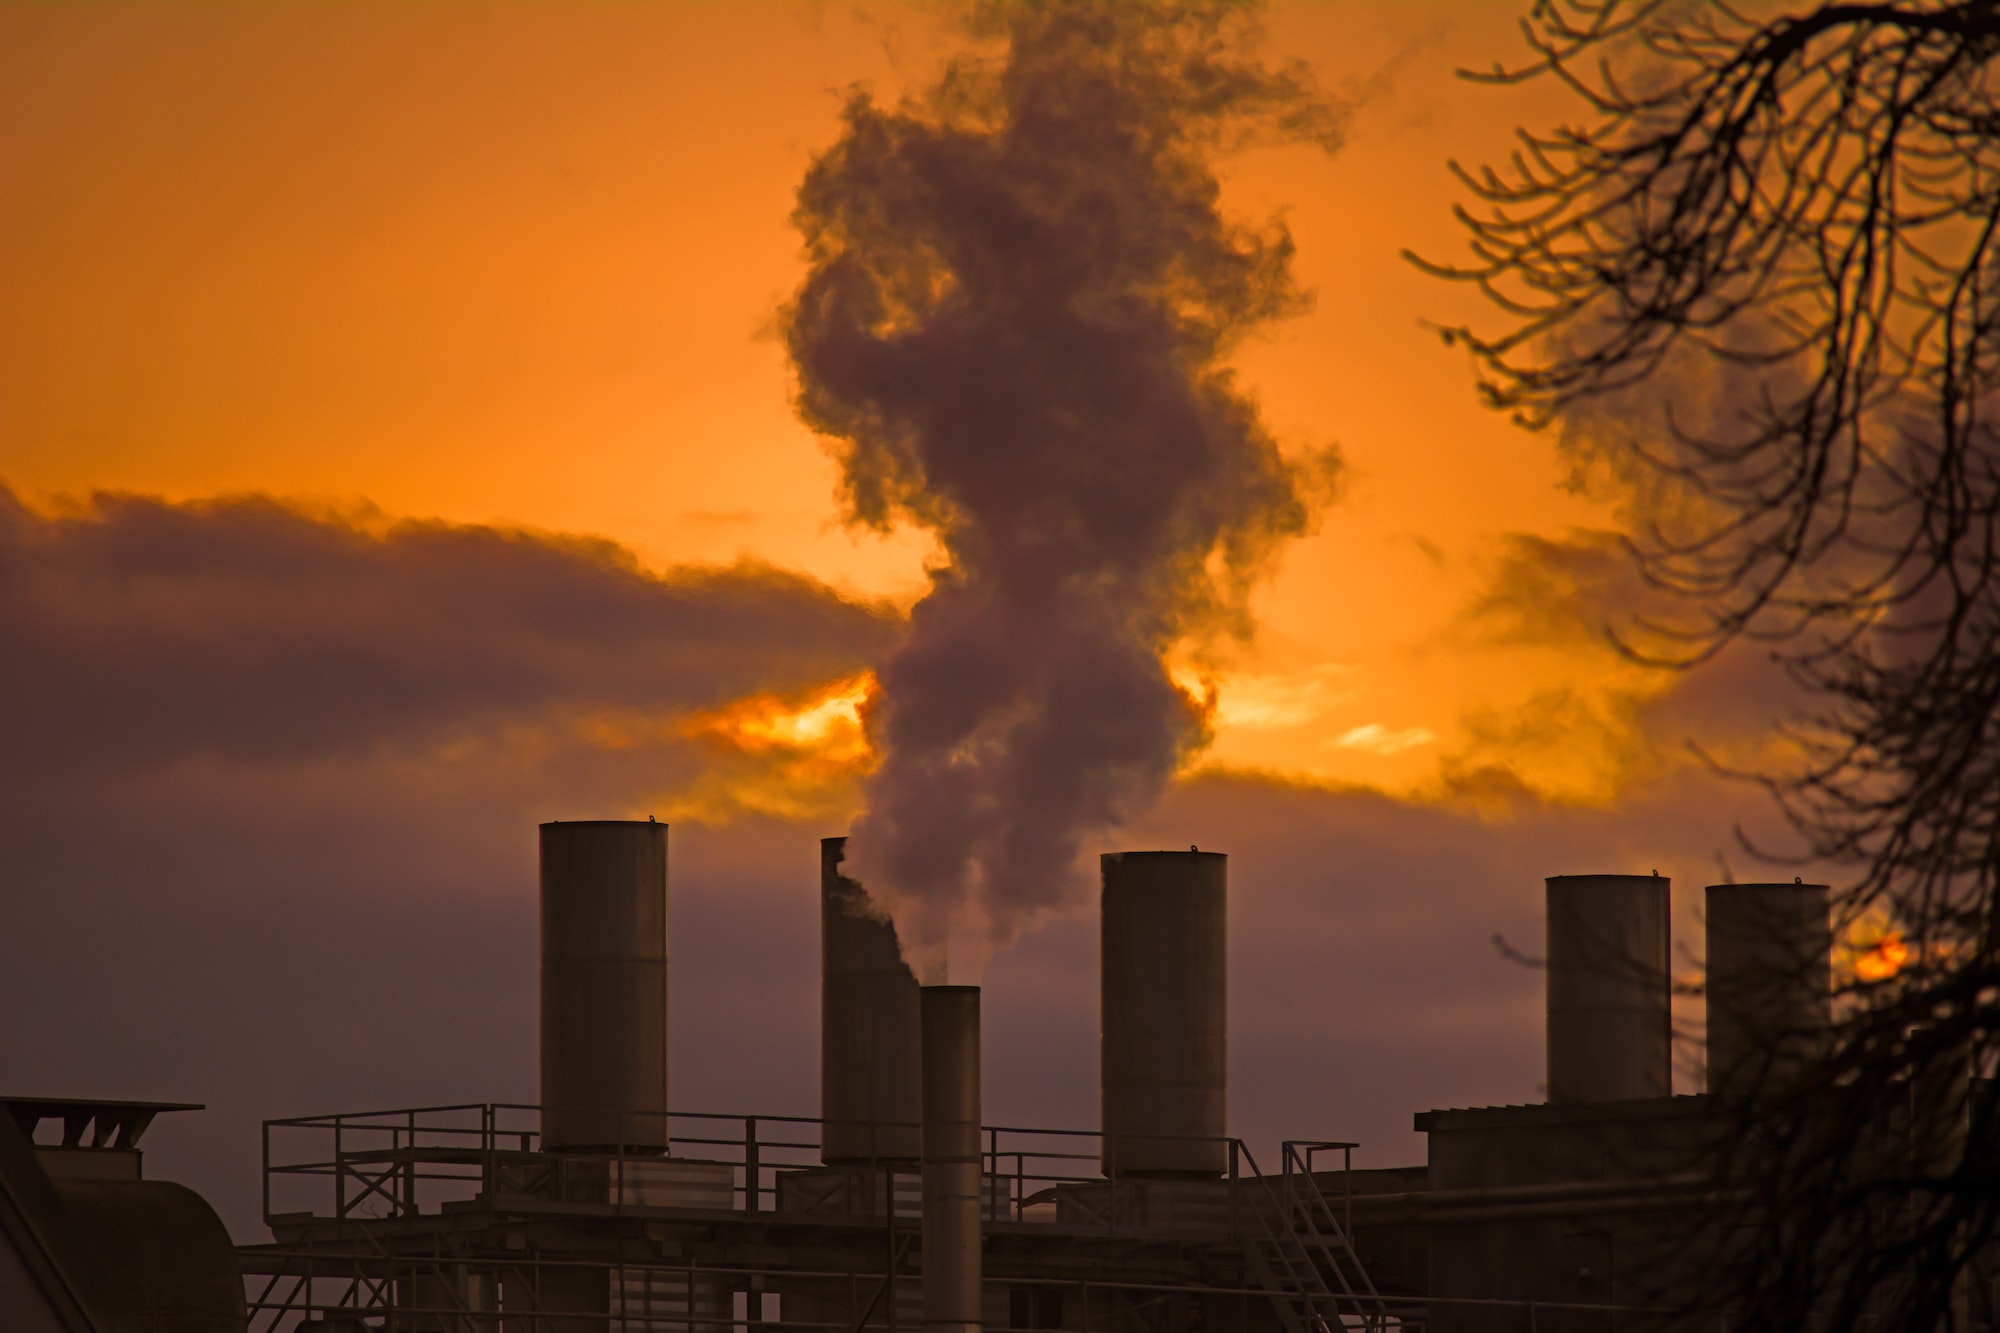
[690,671,875,762]
[1333,723,1436,755]
[660,672,880,823]
[1838,909,1912,984]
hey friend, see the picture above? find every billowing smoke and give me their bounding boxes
[785,0,1343,978]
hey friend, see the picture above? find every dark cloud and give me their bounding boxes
[0,736,1798,1242]
[1431,522,1816,806]
[1456,527,1655,653]
[0,483,896,772]
[0,482,1825,1250]
[784,0,1344,975]
[0,481,897,1232]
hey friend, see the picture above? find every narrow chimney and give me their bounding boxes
[1546,873,1671,1103]
[921,985,982,1333]
[821,836,923,1164]
[1100,850,1227,1178]
[539,820,670,1152]
[1705,881,1831,1100]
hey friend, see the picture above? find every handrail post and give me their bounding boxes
[886,1172,899,1333]
[1343,1144,1353,1242]
[1229,1139,1240,1239]
[403,1110,417,1216]
[745,1117,760,1215]
[1281,1139,1293,1218]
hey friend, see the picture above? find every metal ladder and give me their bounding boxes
[1235,1140,1392,1333]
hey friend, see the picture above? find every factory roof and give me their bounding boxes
[1414,1094,1712,1133]
[0,1097,203,1152]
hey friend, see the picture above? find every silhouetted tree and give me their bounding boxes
[1424,2,2000,1329]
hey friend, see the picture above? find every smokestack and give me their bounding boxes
[822,836,923,1164]
[540,820,669,1153]
[920,985,981,1333]
[1705,882,1831,1099]
[1100,850,1226,1178]
[1546,873,1671,1104]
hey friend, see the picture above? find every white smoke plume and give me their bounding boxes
[785,0,1344,978]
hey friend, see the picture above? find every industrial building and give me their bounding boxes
[7,820,1861,1331]
[0,1094,246,1332]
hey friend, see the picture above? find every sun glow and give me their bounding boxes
[1332,723,1436,755]
[652,671,878,822]
[692,671,875,760]
[1841,910,1912,984]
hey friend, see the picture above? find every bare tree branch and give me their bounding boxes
[1428,3,2000,1329]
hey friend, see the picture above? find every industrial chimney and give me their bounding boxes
[1100,850,1226,1178]
[921,985,982,1333]
[821,836,923,1164]
[1704,881,1831,1100]
[1545,873,1671,1104]
[540,820,670,1153]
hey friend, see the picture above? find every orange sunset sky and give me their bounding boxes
[3,0,1641,801]
[3,1,1826,1234]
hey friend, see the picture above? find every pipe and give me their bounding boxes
[1545,873,1670,1103]
[921,985,981,1333]
[821,836,923,1164]
[1339,1171,1722,1225]
[1704,881,1831,1099]
[539,820,670,1153]
[1100,850,1227,1178]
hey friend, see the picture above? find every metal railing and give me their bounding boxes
[261,1103,1309,1235]
[251,1103,1395,1333]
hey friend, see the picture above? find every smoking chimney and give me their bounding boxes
[539,820,670,1152]
[920,985,982,1333]
[1100,850,1227,1178]
[1704,881,1831,1099]
[822,836,923,1164]
[1545,873,1671,1104]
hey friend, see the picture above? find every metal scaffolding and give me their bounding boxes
[240,1102,1402,1333]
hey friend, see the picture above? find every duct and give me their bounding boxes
[821,837,923,1165]
[1704,882,1831,1100]
[52,1179,246,1333]
[921,985,982,1333]
[1100,850,1227,1178]
[1546,874,1671,1104]
[540,820,670,1153]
